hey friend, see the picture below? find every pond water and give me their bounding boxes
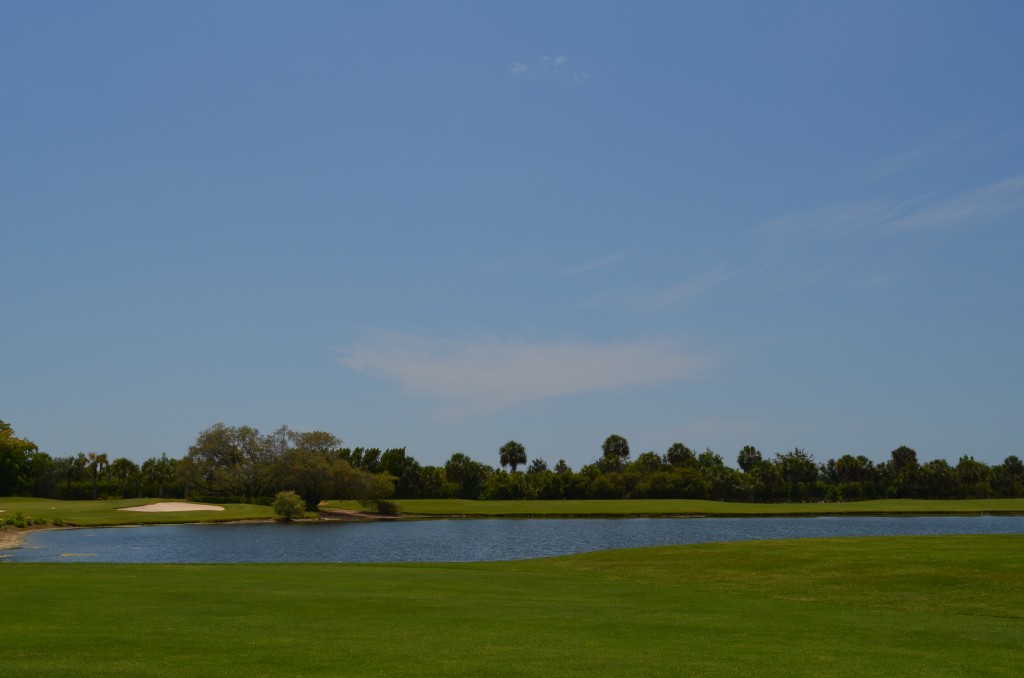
[4,515,1023,564]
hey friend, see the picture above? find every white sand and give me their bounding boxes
[118,502,225,513]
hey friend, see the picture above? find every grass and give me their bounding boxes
[1,535,1021,676]
[0,497,277,527]
[324,497,1024,517]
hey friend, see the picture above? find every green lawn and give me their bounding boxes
[0,497,277,526]
[1,535,1021,676]
[325,497,1024,517]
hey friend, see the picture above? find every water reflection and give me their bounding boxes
[7,515,1023,564]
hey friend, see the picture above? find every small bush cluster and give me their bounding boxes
[2,512,49,529]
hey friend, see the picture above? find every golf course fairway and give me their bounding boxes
[2,534,1021,676]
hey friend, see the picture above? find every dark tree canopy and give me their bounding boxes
[890,446,919,474]
[602,435,630,461]
[666,443,696,467]
[736,445,762,473]
[499,440,527,473]
[0,420,38,496]
[527,458,548,474]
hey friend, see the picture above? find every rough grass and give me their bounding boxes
[1,535,1021,676]
[325,497,1024,517]
[0,497,277,526]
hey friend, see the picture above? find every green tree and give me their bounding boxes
[553,459,571,475]
[776,448,818,501]
[526,458,548,474]
[666,442,696,468]
[633,451,663,474]
[602,435,630,463]
[142,453,176,498]
[736,445,762,473]
[0,420,37,495]
[890,446,918,474]
[1002,455,1023,498]
[54,453,88,499]
[274,449,337,510]
[697,448,725,470]
[956,455,990,498]
[445,453,489,499]
[499,440,527,473]
[108,457,139,497]
[272,490,306,521]
[86,452,109,500]
[184,423,279,500]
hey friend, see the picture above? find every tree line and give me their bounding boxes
[2,419,1022,505]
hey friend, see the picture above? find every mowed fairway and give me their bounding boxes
[3,535,1022,677]
[0,497,277,526]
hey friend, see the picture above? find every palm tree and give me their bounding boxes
[499,440,527,473]
[55,453,89,499]
[87,452,109,500]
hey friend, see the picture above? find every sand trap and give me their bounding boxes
[118,502,225,513]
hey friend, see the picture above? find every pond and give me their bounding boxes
[4,515,1023,563]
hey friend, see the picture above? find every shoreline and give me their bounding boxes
[0,528,29,550]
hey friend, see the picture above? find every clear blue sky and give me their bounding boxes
[4,1,1023,469]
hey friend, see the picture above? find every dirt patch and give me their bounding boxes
[118,502,225,513]
[0,528,27,550]
[318,507,396,521]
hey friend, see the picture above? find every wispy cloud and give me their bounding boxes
[510,55,589,82]
[758,199,909,237]
[587,265,735,310]
[336,330,716,415]
[887,175,1024,232]
[868,136,960,180]
[759,175,1024,237]
[647,266,735,307]
[561,250,630,276]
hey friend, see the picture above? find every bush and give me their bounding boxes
[53,518,64,527]
[373,499,400,516]
[33,517,47,526]
[272,491,306,522]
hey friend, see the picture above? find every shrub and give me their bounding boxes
[354,498,400,516]
[272,491,306,522]
[53,518,64,527]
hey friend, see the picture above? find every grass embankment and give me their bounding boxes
[0,497,276,527]
[2,535,1021,676]
[325,497,1024,517]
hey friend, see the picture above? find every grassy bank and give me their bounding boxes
[325,497,1024,517]
[1,535,1021,676]
[0,497,276,527]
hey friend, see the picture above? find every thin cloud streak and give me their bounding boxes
[868,135,961,180]
[887,175,1024,231]
[510,55,588,82]
[585,265,735,310]
[561,250,630,276]
[760,175,1024,237]
[337,330,717,414]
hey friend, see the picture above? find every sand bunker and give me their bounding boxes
[118,502,225,513]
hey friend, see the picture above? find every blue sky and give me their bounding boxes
[3,1,1023,469]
